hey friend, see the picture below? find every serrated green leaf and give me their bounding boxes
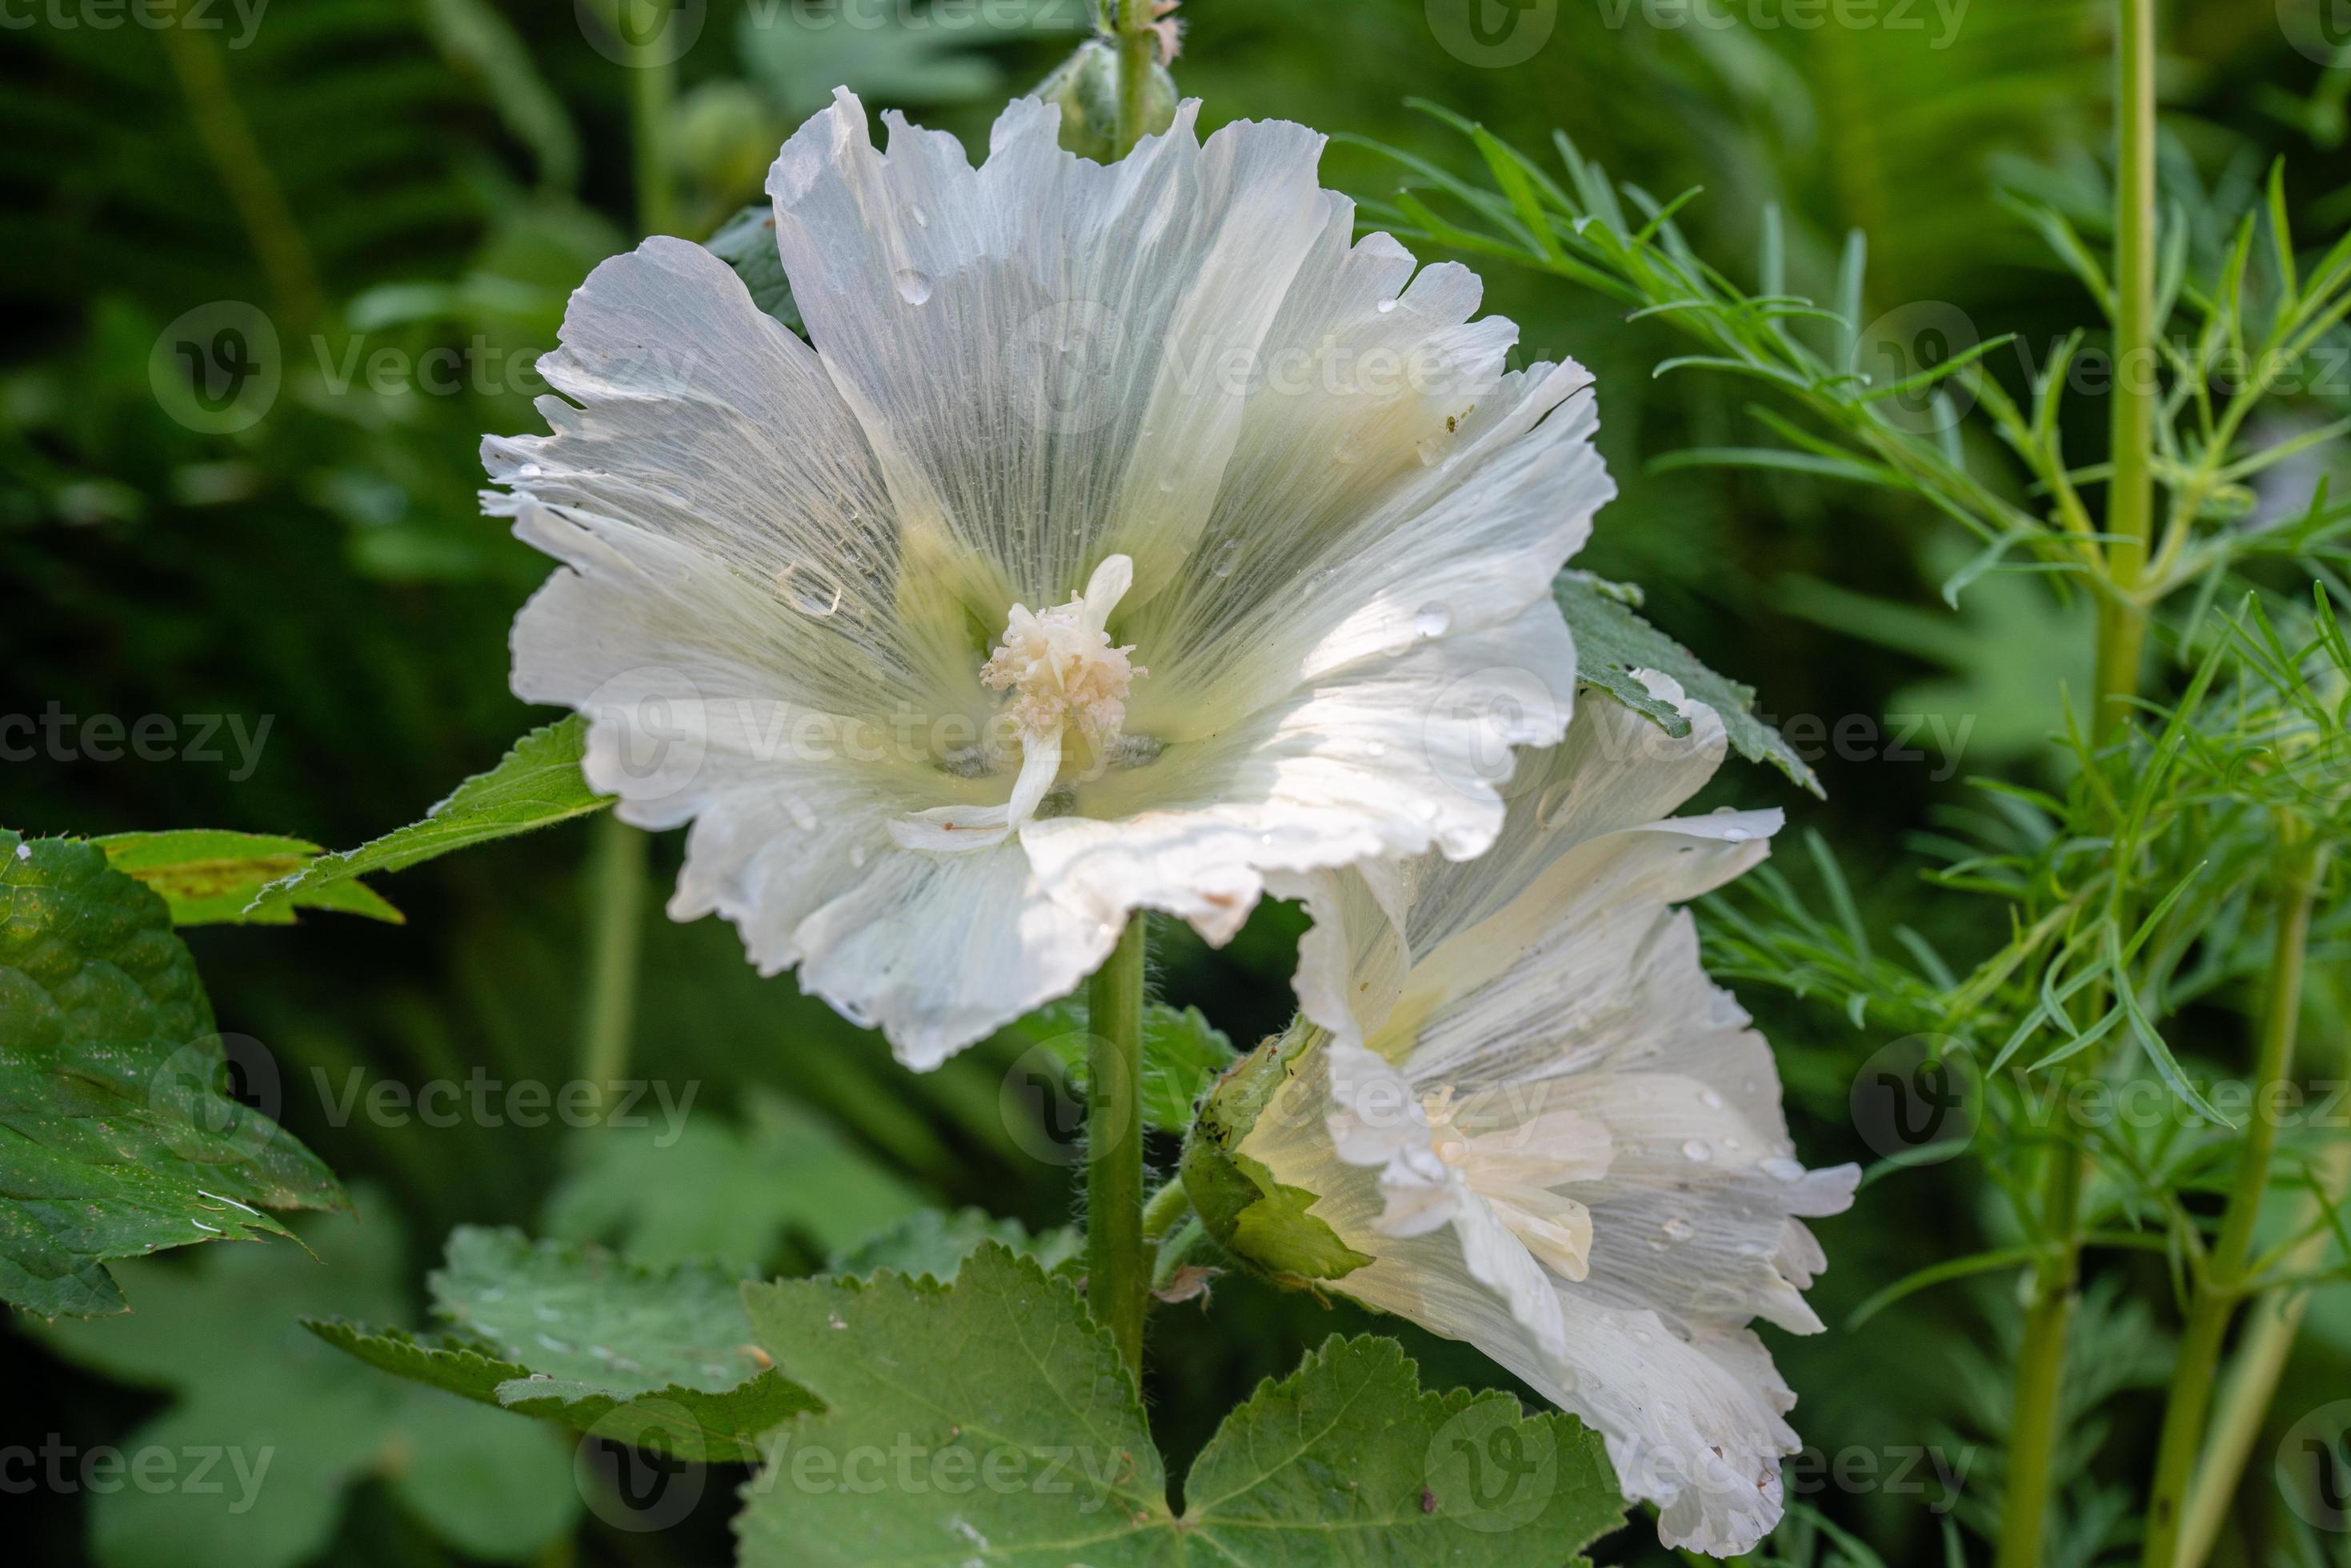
[248,718,612,917]
[1003,998,1236,1132]
[826,1206,1083,1282]
[38,1196,577,1568]
[93,830,401,926]
[0,832,342,1318]
[707,203,804,333]
[1553,570,1822,794]
[736,1246,1624,1565]
[543,1088,926,1271]
[309,1226,822,1463]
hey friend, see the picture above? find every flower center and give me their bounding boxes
[980,554,1145,747]
[888,555,1147,854]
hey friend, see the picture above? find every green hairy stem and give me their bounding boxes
[1087,914,1150,1377]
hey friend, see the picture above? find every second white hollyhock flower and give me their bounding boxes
[487,90,1612,1066]
[1193,677,1858,1555]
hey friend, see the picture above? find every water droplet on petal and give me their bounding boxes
[1376,297,1399,314]
[1700,1090,1724,1110]
[1662,1217,1695,1242]
[1761,1156,1806,1183]
[1412,603,1452,638]
[1208,539,1239,578]
[1366,738,1388,758]
[893,268,933,305]
[1682,1138,1712,1162]
[774,562,844,618]
[1721,825,1752,842]
[907,202,929,228]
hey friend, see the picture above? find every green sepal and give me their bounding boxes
[1180,1024,1371,1288]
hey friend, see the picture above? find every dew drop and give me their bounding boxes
[907,202,929,228]
[1760,1156,1805,1183]
[1366,738,1388,758]
[1721,825,1752,842]
[774,562,844,617]
[893,268,933,304]
[1376,297,1399,314]
[1700,1090,1724,1110]
[1723,1134,1743,1152]
[1535,778,1575,827]
[1414,436,1444,466]
[1412,603,1452,638]
[1208,538,1240,578]
[1662,1217,1695,1242]
[1681,1138,1712,1163]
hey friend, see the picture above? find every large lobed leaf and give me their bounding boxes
[38,1197,576,1568]
[247,717,611,917]
[735,1244,1624,1565]
[0,832,342,1317]
[308,1226,818,1462]
[541,1088,926,1273]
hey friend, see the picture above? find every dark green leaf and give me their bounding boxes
[1552,571,1822,794]
[826,1206,1083,1282]
[737,1245,1624,1564]
[93,830,400,926]
[542,1088,926,1271]
[248,718,611,918]
[1003,997,1236,1132]
[309,1226,821,1462]
[38,1197,576,1568]
[0,832,342,1318]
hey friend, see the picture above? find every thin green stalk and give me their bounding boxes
[2177,1130,2351,1567]
[1111,0,1155,158]
[2092,0,2161,741]
[576,814,647,1122]
[1087,914,1149,1378]
[2001,10,2160,1565]
[158,0,322,329]
[623,1,676,235]
[2140,834,2323,1568]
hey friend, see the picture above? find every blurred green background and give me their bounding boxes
[4,2,2347,1565]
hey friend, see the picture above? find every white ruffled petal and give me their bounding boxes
[1022,598,1576,944]
[1231,686,1853,1554]
[767,90,1333,605]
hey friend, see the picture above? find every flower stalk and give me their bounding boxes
[1112,0,1157,158]
[1087,913,1150,1377]
[2139,829,2324,1568]
[2000,4,2158,1562]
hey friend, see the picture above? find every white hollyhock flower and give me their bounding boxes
[1224,676,1858,1555]
[485,90,1613,1066]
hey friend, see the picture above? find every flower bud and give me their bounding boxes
[1028,38,1177,164]
[1179,1022,1371,1289]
